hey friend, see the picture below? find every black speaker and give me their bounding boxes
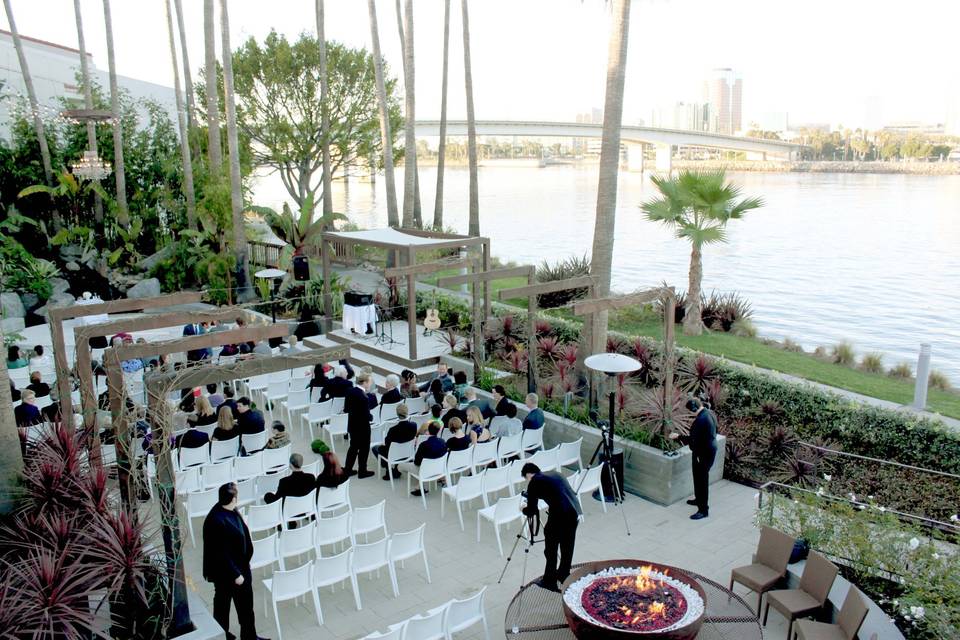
[293,255,310,281]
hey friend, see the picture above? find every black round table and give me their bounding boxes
[504,564,763,640]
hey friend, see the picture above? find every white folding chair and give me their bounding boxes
[470,440,498,474]
[351,537,399,609]
[317,480,351,516]
[278,520,317,570]
[233,451,263,481]
[303,400,334,439]
[402,608,444,640]
[242,430,268,454]
[244,501,283,536]
[264,380,288,424]
[250,531,280,574]
[557,438,584,472]
[496,433,522,466]
[257,473,282,499]
[407,457,447,510]
[481,464,515,503]
[174,466,201,496]
[262,563,322,640]
[178,443,209,469]
[527,446,559,473]
[361,627,404,640]
[283,388,310,427]
[262,444,292,474]
[568,465,606,515]
[313,549,360,612]
[288,375,310,392]
[200,460,234,490]
[351,500,387,542]
[323,413,349,454]
[507,459,528,491]
[520,428,544,457]
[281,490,318,529]
[315,511,353,554]
[444,586,491,640]
[236,477,258,507]
[379,440,415,491]
[210,438,240,462]
[405,395,427,415]
[441,473,487,531]
[477,495,525,556]
[378,401,399,424]
[331,396,345,414]
[185,487,219,547]
[246,373,271,404]
[445,448,473,484]
[301,459,321,476]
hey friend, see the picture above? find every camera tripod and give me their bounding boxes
[578,413,632,537]
[498,513,542,635]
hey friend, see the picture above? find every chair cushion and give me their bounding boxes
[731,563,783,592]
[794,618,846,640]
[767,588,821,617]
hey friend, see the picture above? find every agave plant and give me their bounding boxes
[765,424,799,459]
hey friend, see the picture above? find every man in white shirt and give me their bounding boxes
[489,402,523,438]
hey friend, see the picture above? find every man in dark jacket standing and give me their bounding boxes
[343,373,375,479]
[675,398,718,520]
[203,483,267,640]
[522,462,582,592]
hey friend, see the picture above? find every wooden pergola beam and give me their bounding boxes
[498,275,594,301]
[383,255,477,279]
[572,287,675,317]
[436,265,533,288]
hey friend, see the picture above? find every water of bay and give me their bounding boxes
[253,165,960,383]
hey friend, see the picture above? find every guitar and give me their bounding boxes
[423,290,441,332]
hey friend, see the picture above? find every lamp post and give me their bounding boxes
[255,268,286,323]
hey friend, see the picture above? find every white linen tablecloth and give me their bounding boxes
[342,303,377,333]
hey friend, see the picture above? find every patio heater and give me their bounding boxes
[255,268,286,323]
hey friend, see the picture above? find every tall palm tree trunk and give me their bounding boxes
[165,0,197,230]
[397,0,418,228]
[432,0,451,230]
[367,0,399,228]
[461,0,479,237]
[173,0,196,133]
[203,0,223,173]
[588,0,631,355]
[73,0,103,224]
[219,0,251,299]
[4,0,61,232]
[685,243,703,335]
[102,0,129,226]
[316,0,333,220]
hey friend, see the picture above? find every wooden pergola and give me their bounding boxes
[320,228,490,360]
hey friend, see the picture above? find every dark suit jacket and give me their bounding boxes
[495,397,511,417]
[442,408,468,430]
[26,382,50,398]
[414,436,448,466]
[523,408,545,430]
[380,388,403,406]
[264,470,317,504]
[686,409,718,454]
[446,435,472,452]
[345,386,372,435]
[177,428,210,450]
[237,409,265,435]
[15,403,42,428]
[10,383,20,402]
[321,377,352,401]
[202,504,253,583]
[381,419,417,458]
[523,471,582,522]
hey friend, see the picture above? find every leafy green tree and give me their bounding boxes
[642,170,764,336]
[224,31,402,208]
[18,171,110,229]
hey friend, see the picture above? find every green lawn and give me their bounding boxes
[423,268,528,306]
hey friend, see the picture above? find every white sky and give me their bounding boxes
[3,0,958,129]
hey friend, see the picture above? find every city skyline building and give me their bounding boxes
[704,67,742,135]
[650,101,711,132]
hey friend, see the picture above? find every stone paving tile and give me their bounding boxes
[166,427,790,640]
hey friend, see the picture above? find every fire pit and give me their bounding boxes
[561,560,707,640]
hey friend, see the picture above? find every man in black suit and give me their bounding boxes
[464,388,495,420]
[221,386,239,419]
[236,397,265,435]
[399,422,448,497]
[320,365,353,401]
[522,462,582,592]
[26,372,50,398]
[379,374,403,406]
[492,385,511,416]
[674,398,718,521]
[343,373,375,479]
[202,483,268,640]
[372,403,417,480]
[15,390,43,428]
[176,424,210,450]
[264,454,317,504]
[441,394,467,430]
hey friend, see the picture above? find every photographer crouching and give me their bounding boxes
[522,462,582,592]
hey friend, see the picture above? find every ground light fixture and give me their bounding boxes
[255,268,287,323]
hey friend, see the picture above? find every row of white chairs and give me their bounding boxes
[261,525,431,640]
[173,441,290,476]
[363,587,489,640]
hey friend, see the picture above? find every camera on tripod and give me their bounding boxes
[596,419,613,436]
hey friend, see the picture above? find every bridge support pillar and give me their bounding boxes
[626,143,645,172]
[655,144,673,173]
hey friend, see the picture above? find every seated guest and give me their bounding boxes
[492,385,510,416]
[29,345,51,370]
[421,378,445,407]
[320,365,352,401]
[466,406,492,444]
[182,322,212,362]
[523,393,545,430]
[211,405,239,441]
[264,453,317,503]
[420,362,454,394]
[400,422,448,497]
[236,397,265,435]
[490,403,523,438]
[10,380,21,403]
[187,395,218,428]
[7,345,28,369]
[220,386,238,418]
[400,369,419,398]
[178,391,196,414]
[441,394,467,430]
[266,421,291,449]
[452,371,469,403]
[15,390,43,428]
[41,401,61,425]
[465,387,495,420]
[280,335,308,353]
[317,451,347,488]
[252,340,273,357]
[176,423,210,449]
[417,403,444,436]
[380,374,403,406]
[372,404,417,480]
[206,383,224,409]
[26,372,50,398]
[445,417,471,452]
[135,338,158,368]
[309,363,331,392]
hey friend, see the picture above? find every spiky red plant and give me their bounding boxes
[508,350,528,374]
[535,319,553,337]
[501,314,515,338]
[556,360,570,383]
[704,379,727,410]
[677,354,718,394]
[606,335,624,353]
[561,344,578,366]
[540,382,555,400]
[537,335,560,361]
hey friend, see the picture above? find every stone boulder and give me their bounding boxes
[19,293,39,312]
[50,277,71,295]
[1,292,25,318]
[126,277,162,299]
[1,316,25,333]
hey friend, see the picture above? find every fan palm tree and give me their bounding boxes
[219,0,251,299]
[398,0,419,228]
[642,170,764,336]
[165,0,197,230]
[432,0,451,230]
[101,0,129,226]
[203,0,223,173]
[3,0,60,232]
[316,0,333,219]
[367,0,400,228]
[72,0,104,224]
[461,0,479,236]
[173,0,196,131]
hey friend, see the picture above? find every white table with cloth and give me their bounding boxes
[342,303,377,333]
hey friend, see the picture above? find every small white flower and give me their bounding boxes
[816,487,825,496]
[823,474,832,481]
[867,495,875,501]
[908,537,920,551]
[950,514,959,522]
[848,492,857,501]
[910,606,925,619]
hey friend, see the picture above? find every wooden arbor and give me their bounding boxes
[319,228,490,360]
